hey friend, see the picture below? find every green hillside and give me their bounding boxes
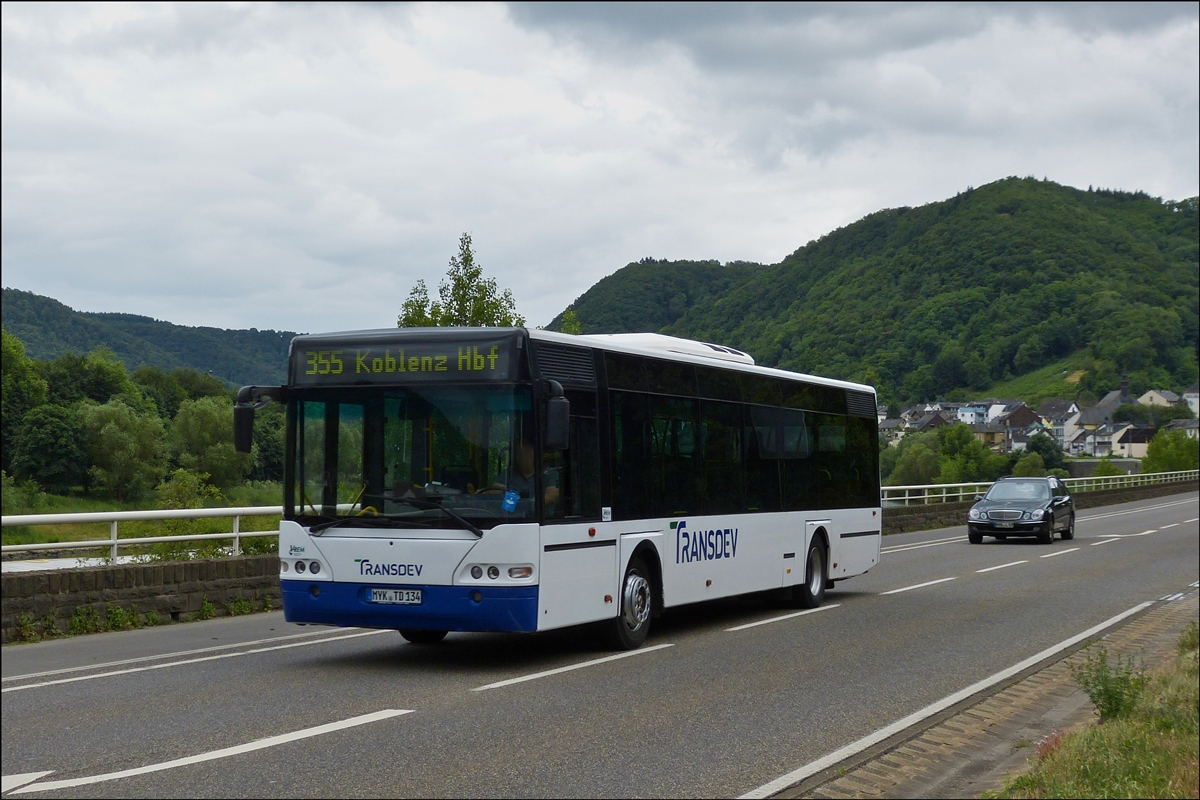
[1,289,296,386]
[556,179,1199,405]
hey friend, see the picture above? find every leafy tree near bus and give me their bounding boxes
[1012,451,1047,477]
[1023,432,1066,471]
[1141,429,1200,473]
[935,423,1007,483]
[398,233,525,328]
[171,396,253,489]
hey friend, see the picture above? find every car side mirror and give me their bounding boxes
[974,494,984,501]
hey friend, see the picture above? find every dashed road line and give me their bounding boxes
[1186,517,1199,523]
[10,709,412,794]
[1078,498,1198,522]
[726,604,839,632]
[472,643,675,691]
[1040,547,1079,558]
[881,535,964,554]
[1090,538,1120,547]
[1160,523,1179,529]
[879,577,957,596]
[2,630,391,693]
[976,560,1027,574]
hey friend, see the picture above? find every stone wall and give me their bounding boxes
[1,554,280,644]
[882,479,1197,535]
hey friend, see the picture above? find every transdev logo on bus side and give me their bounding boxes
[671,521,738,565]
[355,559,424,577]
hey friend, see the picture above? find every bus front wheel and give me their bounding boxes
[794,540,827,609]
[399,629,448,644]
[607,556,652,650]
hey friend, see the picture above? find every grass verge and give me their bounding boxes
[989,621,1199,799]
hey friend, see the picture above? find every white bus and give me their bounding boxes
[235,328,881,649]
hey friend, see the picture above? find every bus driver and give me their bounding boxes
[486,441,559,512]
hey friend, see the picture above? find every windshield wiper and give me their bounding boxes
[388,499,485,538]
[309,516,435,534]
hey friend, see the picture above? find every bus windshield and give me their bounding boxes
[290,385,536,528]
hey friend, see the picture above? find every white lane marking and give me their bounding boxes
[881,535,964,554]
[1164,593,1185,602]
[1079,498,1198,522]
[1040,548,1080,558]
[738,601,1154,799]
[879,577,957,596]
[726,604,839,632]
[2,773,54,793]
[1,628,359,683]
[1186,517,1199,523]
[1190,581,1199,588]
[472,643,674,691]
[10,709,411,794]
[1160,523,1179,529]
[976,560,1027,574]
[2,630,389,693]
[1090,538,1120,547]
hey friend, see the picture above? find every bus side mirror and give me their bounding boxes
[545,396,570,451]
[234,385,285,454]
[234,404,255,454]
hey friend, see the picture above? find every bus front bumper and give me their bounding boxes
[281,580,538,633]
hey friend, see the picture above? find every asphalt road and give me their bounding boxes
[3,492,1197,799]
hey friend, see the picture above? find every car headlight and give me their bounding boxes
[968,507,981,520]
[1030,508,1045,520]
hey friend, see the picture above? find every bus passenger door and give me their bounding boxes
[539,522,618,631]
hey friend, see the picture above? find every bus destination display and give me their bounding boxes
[292,339,511,384]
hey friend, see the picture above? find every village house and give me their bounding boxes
[1185,381,1200,418]
[1113,425,1155,459]
[1164,417,1199,440]
[1138,389,1184,407]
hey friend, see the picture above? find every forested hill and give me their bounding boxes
[1,289,296,386]
[554,178,1199,406]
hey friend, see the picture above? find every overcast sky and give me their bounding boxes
[3,2,1197,334]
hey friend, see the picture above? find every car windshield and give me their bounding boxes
[290,385,535,528]
[985,481,1050,502]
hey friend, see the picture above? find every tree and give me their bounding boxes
[887,441,941,485]
[78,399,168,500]
[398,233,526,328]
[1024,432,1066,471]
[1141,430,1200,473]
[132,366,189,418]
[1,327,48,472]
[1091,458,1125,477]
[171,368,231,402]
[1012,451,1047,477]
[560,307,583,335]
[936,423,1006,483]
[249,402,286,482]
[172,396,253,489]
[10,405,88,493]
[38,347,138,408]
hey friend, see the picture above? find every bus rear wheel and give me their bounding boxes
[399,629,448,644]
[794,539,827,609]
[607,556,652,650]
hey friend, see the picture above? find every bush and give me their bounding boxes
[1091,458,1125,478]
[1070,647,1148,722]
[1142,429,1200,473]
[106,605,139,631]
[1012,451,1047,477]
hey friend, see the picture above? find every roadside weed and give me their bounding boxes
[69,606,104,635]
[226,596,254,616]
[197,596,215,620]
[1070,647,1147,721]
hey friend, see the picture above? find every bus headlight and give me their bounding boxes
[295,560,307,574]
[309,561,321,574]
[508,566,533,579]
[471,565,483,579]
[487,566,500,580]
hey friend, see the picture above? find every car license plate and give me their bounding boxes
[369,588,422,605]
[996,522,1014,529]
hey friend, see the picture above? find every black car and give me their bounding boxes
[967,476,1075,544]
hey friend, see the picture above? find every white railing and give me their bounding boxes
[1,506,282,559]
[2,469,1197,558]
[882,469,1199,506]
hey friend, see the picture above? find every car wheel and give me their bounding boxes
[1038,521,1053,544]
[968,531,983,544]
[1062,513,1075,540]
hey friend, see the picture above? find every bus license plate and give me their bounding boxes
[996,522,1014,528]
[369,588,422,605]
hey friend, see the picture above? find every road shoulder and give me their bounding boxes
[774,591,1200,799]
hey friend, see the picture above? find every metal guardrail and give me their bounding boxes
[882,469,1199,506]
[2,469,1197,558]
[1,506,282,559]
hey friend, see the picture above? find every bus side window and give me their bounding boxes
[701,399,745,515]
[610,391,652,520]
[746,406,782,513]
[544,393,600,521]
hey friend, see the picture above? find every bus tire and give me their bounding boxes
[607,556,652,650]
[399,629,448,644]
[794,538,827,609]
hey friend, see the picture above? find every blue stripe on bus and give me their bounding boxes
[281,581,539,633]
